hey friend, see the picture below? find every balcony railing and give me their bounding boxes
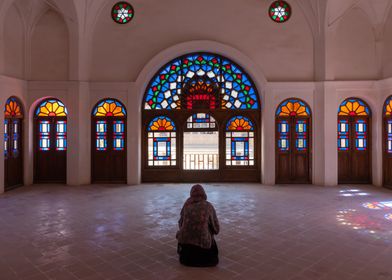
[183,153,219,170]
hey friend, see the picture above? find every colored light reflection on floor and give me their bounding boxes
[385,213,392,221]
[339,189,369,197]
[362,201,392,210]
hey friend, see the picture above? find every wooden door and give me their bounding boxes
[338,116,371,184]
[34,117,67,183]
[91,118,127,183]
[383,117,392,188]
[276,116,311,184]
[4,118,23,190]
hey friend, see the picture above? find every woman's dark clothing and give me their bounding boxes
[176,185,220,267]
[178,240,219,267]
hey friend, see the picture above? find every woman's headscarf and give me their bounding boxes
[184,184,207,206]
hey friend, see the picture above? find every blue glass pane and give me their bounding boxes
[96,120,107,151]
[278,120,289,152]
[39,121,50,151]
[338,120,349,151]
[113,120,125,151]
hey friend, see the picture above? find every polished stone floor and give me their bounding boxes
[1,184,392,280]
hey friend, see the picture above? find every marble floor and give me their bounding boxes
[0,184,392,280]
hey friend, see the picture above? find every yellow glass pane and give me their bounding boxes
[40,107,50,116]
[352,101,360,112]
[346,102,353,112]
[46,102,53,114]
[297,106,306,115]
[113,107,123,116]
[281,106,290,115]
[109,102,116,113]
[103,103,110,113]
[287,102,294,112]
[293,102,300,112]
[356,105,365,115]
[97,107,107,115]
[52,102,59,113]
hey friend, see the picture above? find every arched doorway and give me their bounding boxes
[275,98,312,184]
[338,98,371,184]
[91,98,127,183]
[142,52,261,182]
[34,98,68,183]
[383,96,392,188]
[4,97,24,190]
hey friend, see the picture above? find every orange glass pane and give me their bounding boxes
[36,99,67,117]
[5,99,23,118]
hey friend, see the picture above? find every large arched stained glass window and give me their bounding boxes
[144,53,259,110]
[143,52,261,182]
[147,116,176,166]
[226,116,255,166]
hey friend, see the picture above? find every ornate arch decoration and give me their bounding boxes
[338,98,371,116]
[5,96,24,119]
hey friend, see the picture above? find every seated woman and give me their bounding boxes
[176,184,220,267]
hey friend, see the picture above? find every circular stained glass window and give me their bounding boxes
[111,2,134,24]
[269,1,291,23]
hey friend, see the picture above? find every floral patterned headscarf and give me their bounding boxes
[184,184,207,206]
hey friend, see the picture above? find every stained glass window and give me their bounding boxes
[5,97,23,118]
[386,120,392,154]
[93,99,126,117]
[278,120,289,152]
[269,1,291,23]
[36,99,68,117]
[147,116,176,166]
[295,120,307,151]
[338,120,349,151]
[226,116,254,166]
[384,96,392,116]
[144,53,259,110]
[186,113,217,129]
[113,120,125,150]
[96,121,107,151]
[276,99,310,117]
[39,121,50,151]
[355,119,367,151]
[111,2,134,24]
[4,119,9,157]
[338,98,370,116]
[56,121,67,151]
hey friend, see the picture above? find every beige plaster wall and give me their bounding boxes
[30,10,69,81]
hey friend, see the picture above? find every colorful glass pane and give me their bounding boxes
[355,119,367,151]
[269,1,291,23]
[338,120,349,151]
[295,120,307,151]
[276,99,310,117]
[144,53,259,110]
[39,120,50,151]
[387,120,392,153]
[148,116,176,131]
[384,96,392,116]
[5,97,23,118]
[113,120,125,151]
[278,120,289,152]
[111,2,134,24]
[187,113,216,129]
[96,120,107,151]
[226,116,254,131]
[56,121,67,151]
[93,99,126,117]
[36,99,68,117]
[338,98,370,116]
[226,131,254,166]
[4,120,9,157]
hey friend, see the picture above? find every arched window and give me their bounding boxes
[338,98,371,184]
[383,96,392,187]
[147,116,176,167]
[34,98,68,183]
[92,99,127,183]
[225,116,255,166]
[4,97,24,190]
[142,52,261,182]
[275,99,312,184]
